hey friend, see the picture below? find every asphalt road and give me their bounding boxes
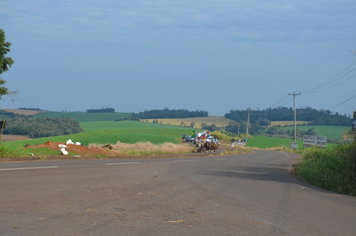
[1,150,355,236]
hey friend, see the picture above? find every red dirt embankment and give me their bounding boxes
[25,141,111,156]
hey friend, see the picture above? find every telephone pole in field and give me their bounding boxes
[289,91,301,144]
[245,110,252,142]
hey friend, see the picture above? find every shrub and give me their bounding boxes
[295,142,356,196]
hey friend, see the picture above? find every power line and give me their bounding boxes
[328,94,356,111]
[268,94,289,108]
[303,73,356,94]
[280,97,293,107]
[300,61,356,94]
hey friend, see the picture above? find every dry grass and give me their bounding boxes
[142,116,236,128]
[221,146,253,155]
[270,121,310,127]
[90,141,195,156]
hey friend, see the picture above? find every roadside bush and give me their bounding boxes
[294,142,356,196]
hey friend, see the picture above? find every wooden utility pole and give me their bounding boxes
[353,111,356,142]
[245,110,252,142]
[289,91,301,144]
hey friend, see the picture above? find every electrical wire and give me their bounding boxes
[299,61,356,94]
[303,73,356,94]
[328,94,356,111]
[280,97,293,107]
[267,94,289,108]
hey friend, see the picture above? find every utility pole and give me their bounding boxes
[237,123,240,136]
[245,110,252,142]
[289,91,301,145]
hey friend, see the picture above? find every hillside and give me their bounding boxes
[142,116,236,129]
[0,109,45,116]
[33,111,131,122]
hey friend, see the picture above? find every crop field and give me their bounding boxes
[0,109,45,116]
[280,125,350,141]
[80,120,196,132]
[246,135,336,150]
[3,121,192,150]
[33,112,131,122]
[246,135,303,150]
[270,121,310,126]
[143,116,236,128]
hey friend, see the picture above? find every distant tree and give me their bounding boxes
[205,124,218,131]
[86,107,115,113]
[201,123,207,129]
[115,116,140,122]
[0,29,17,101]
[305,127,317,136]
[259,119,271,126]
[131,108,208,119]
[190,121,195,128]
[3,117,84,138]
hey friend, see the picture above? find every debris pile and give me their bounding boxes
[24,139,110,156]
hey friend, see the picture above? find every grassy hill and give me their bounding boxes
[33,111,131,122]
[3,121,191,149]
[143,116,236,128]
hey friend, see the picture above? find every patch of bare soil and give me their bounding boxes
[1,135,30,141]
[25,142,112,156]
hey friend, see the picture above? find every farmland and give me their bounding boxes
[33,111,131,122]
[0,110,346,157]
[270,121,310,126]
[143,116,236,128]
[3,121,191,148]
[280,125,350,141]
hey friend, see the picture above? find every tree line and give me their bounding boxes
[86,108,115,113]
[3,117,84,138]
[0,110,27,119]
[131,108,208,119]
[225,107,351,126]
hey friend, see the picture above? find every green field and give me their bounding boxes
[246,136,303,149]
[1,112,344,157]
[246,135,335,150]
[280,125,350,141]
[33,112,131,122]
[3,121,193,150]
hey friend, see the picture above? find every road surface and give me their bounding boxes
[1,150,355,235]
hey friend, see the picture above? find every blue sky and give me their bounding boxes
[1,0,356,116]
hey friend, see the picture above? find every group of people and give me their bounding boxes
[196,136,219,144]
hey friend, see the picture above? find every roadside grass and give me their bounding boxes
[0,144,26,158]
[294,142,356,196]
[91,142,195,156]
[221,147,253,155]
[0,144,74,159]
